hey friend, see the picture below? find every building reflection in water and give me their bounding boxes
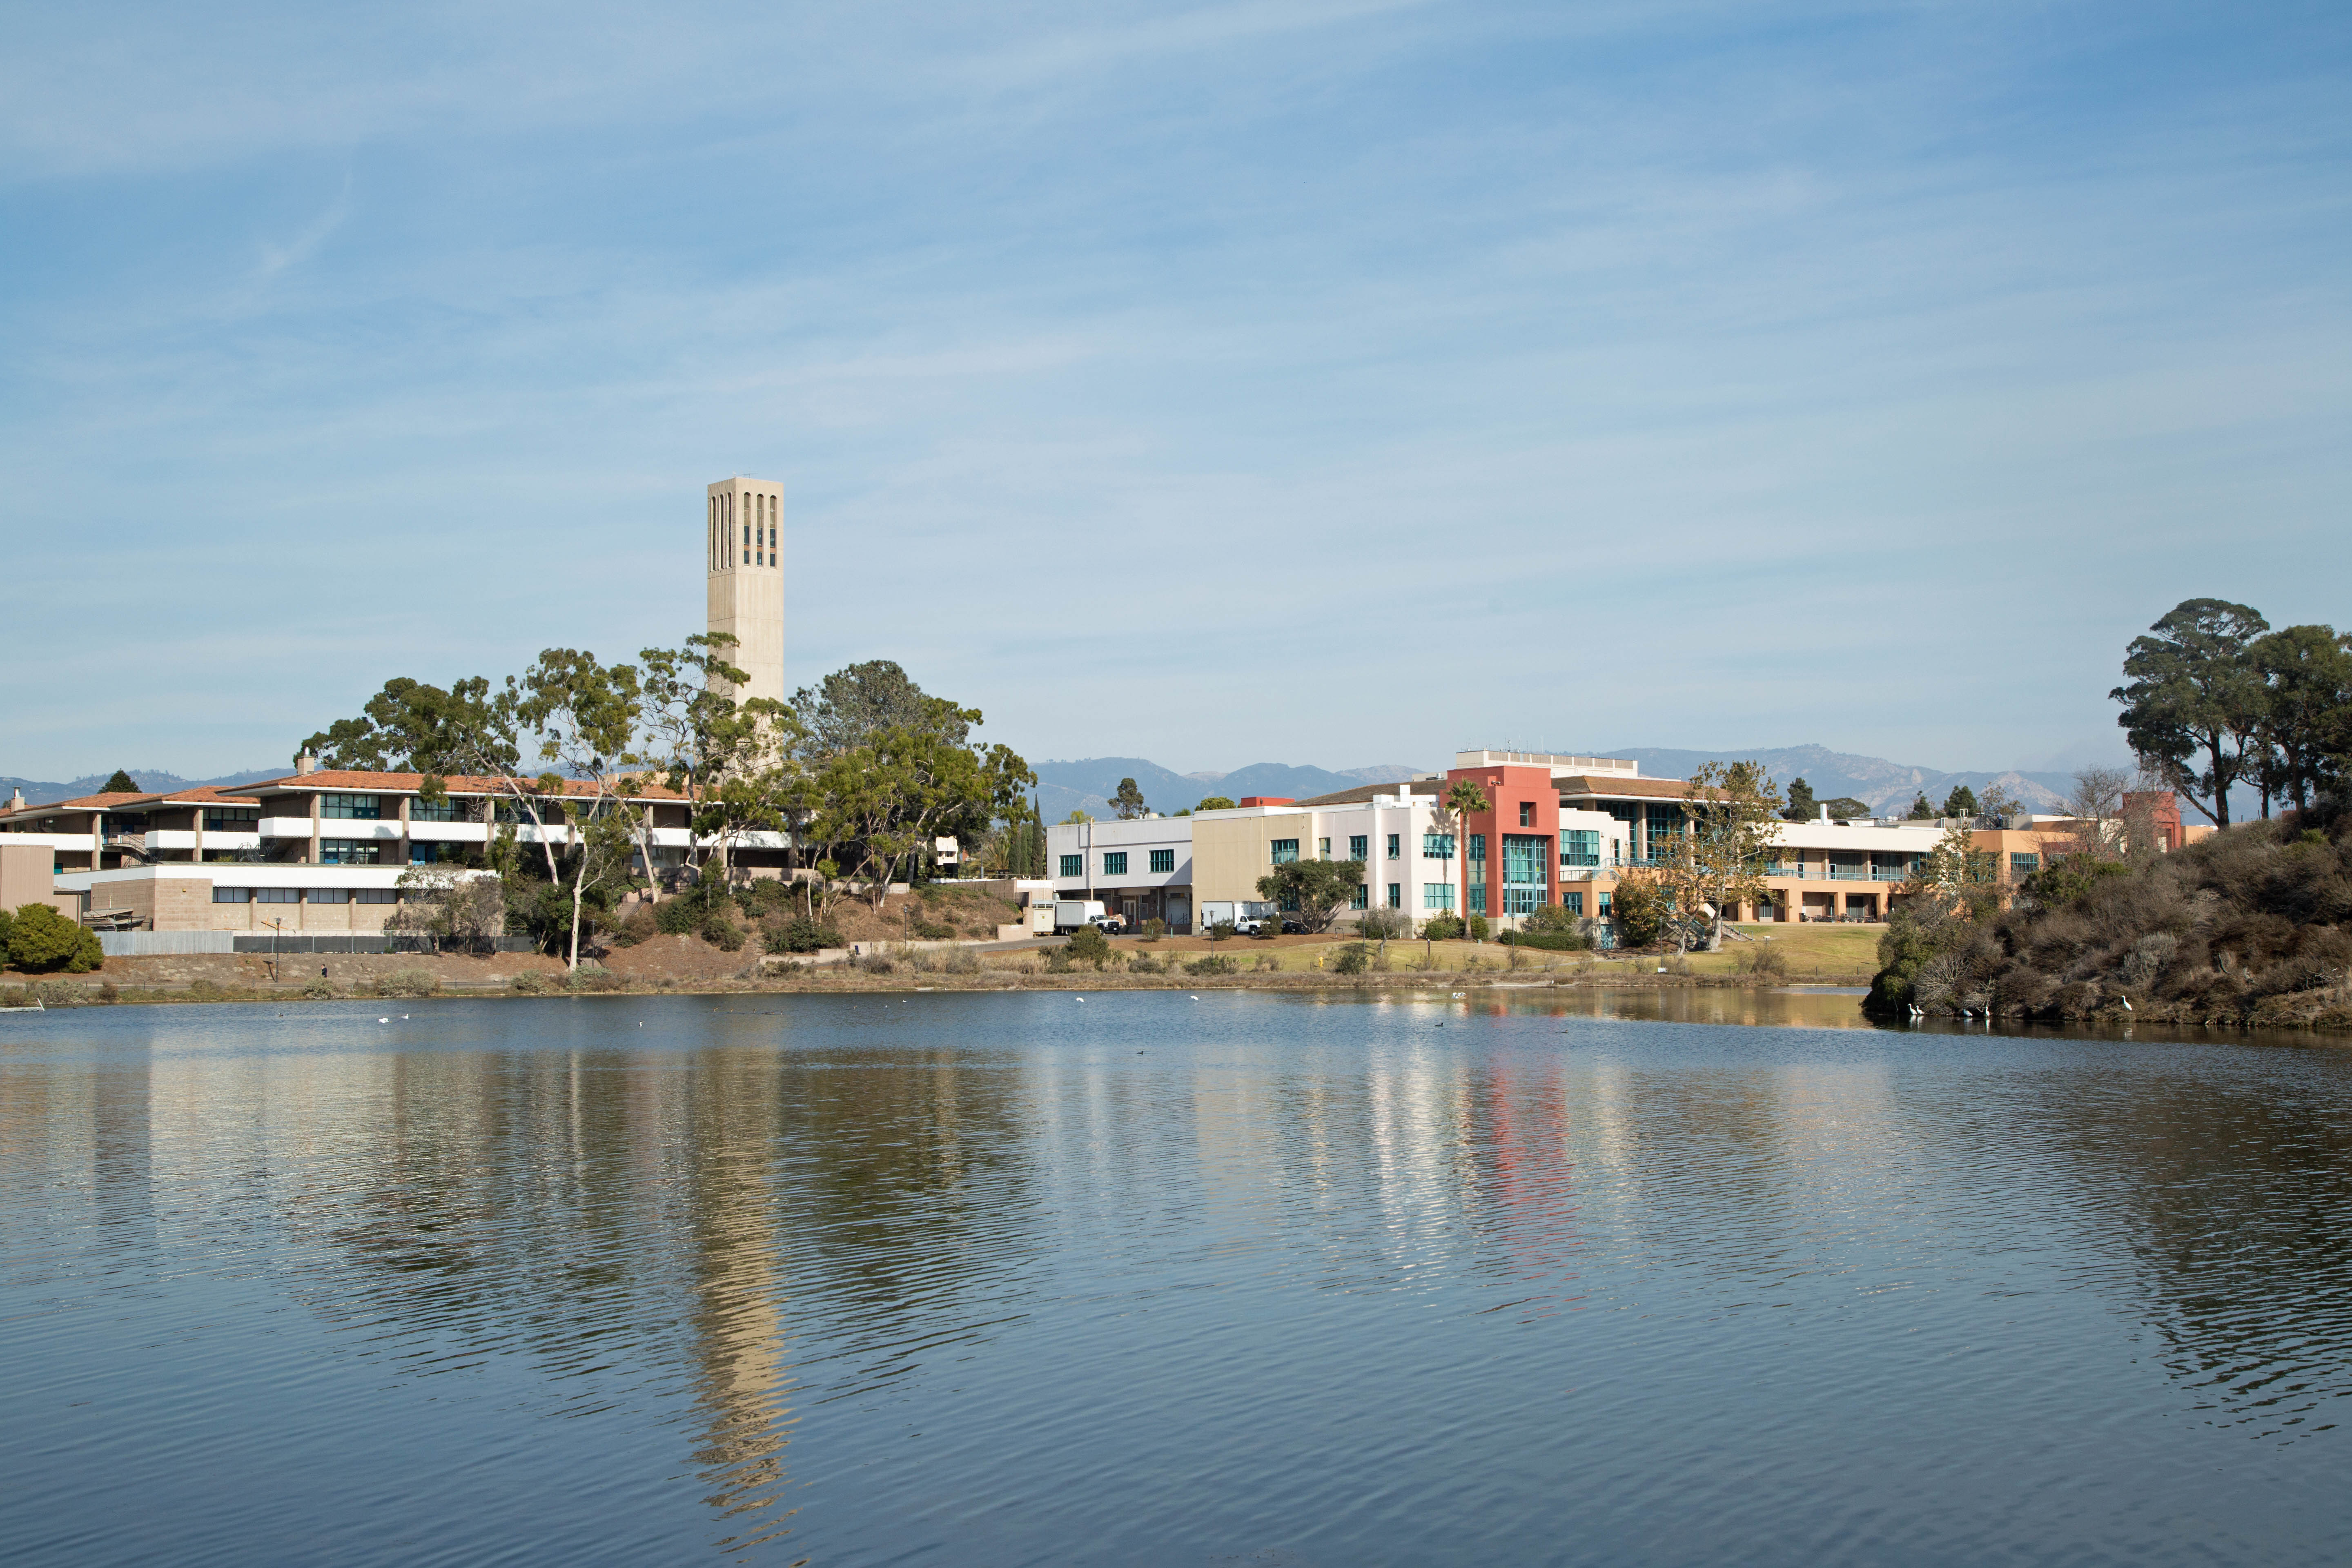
[9,993,2352,1564]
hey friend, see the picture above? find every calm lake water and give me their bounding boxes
[5,991,2351,1566]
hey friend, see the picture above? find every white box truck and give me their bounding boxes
[1053,899,1109,934]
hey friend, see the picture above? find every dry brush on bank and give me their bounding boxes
[1868,813,2352,1028]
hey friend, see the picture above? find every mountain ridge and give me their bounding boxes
[1,767,287,809]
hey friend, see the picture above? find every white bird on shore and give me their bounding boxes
[378,1017,389,1024]
[2122,996,2134,1011]
[1190,995,1199,1001]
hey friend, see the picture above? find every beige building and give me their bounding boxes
[706,475,785,706]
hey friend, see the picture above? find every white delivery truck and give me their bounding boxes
[1053,899,1109,934]
[1198,900,1278,935]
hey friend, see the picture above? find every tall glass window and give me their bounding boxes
[1466,833,1486,864]
[1386,833,1400,860]
[1561,829,1600,866]
[1349,835,1367,861]
[1644,804,1680,860]
[1387,884,1401,908]
[408,798,459,822]
[1421,884,1454,910]
[1350,884,1368,909]
[1318,838,1330,859]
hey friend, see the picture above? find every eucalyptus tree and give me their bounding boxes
[2112,598,2270,827]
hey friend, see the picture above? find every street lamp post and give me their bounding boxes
[265,917,285,983]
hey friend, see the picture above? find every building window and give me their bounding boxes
[1349,835,1367,861]
[1564,892,1584,915]
[1422,833,1454,858]
[1386,833,1400,860]
[1644,804,1679,860]
[2011,853,2040,874]
[1598,891,1613,914]
[319,840,383,865]
[203,807,259,832]
[1519,802,1535,827]
[1350,883,1368,909]
[1422,884,1454,910]
[1502,835,1548,888]
[1503,886,1540,914]
[309,887,349,904]
[212,887,250,904]
[1149,848,1174,873]
[1318,837,1331,859]
[1468,884,1488,913]
[1466,833,1485,864]
[1270,839,1299,864]
[1059,854,1082,878]
[320,793,380,820]
[409,798,459,822]
[1561,829,1600,866]
[255,887,301,903]
[1103,851,1128,877]
[1387,883,1401,908]
[356,889,399,904]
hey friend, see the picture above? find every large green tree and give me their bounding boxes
[2250,624,2352,815]
[2112,598,2270,826]
[1781,777,1817,822]
[100,770,138,794]
[1256,858,1366,935]
[1111,777,1147,820]
[9,904,102,973]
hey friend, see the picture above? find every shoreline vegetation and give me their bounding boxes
[6,924,1884,1009]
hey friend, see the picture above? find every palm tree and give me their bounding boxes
[1442,780,1490,933]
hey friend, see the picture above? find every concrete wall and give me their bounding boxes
[0,843,77,919]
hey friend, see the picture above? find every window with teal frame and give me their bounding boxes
[1468,884,1487,913]
[1561,829,1599,866]
[1386,833,1400,860]
[408,798,459,822]
[1270,838,1299,864]
[1598,891,1613,914]
[1350,883,1368,909]
[1058,854,1081,878]
[1387,884,1401,908]
[1564,892,1584,915]
[1102,851,1127,876]
[1644,804,1679,861]
[1503,886,1541,914]
[1349,835,1367,861]
[1422,833,1453,858]
[2011,852,2039,874]
[1422,883,1454,910]
[1466,833,1485,864]
[1501,835,1547,887]
[1150,848,1174,873]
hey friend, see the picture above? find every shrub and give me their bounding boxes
[300,978,336,998]
[1609,877,1669,948]
[1185,955,1238,976]
[654,897,703,936]
[187,978,222,1000]
[1206,921,1237,942]
[1142,918,1166,941]
[381,968,440,998]
[511,971,549,993]
[739,879,795,920]
[859,953,897,974]
[1253,953,1281,972]
[608,907,657,947]
[940,949,982,975]
[9,904,102,973]
[32,980,85,1007]
[566,967,626,992]
[1356,908,1412,940]
[1421,914,1464,942]
[1042,948,1074,973]
[700,910,746,952]
[97,981,120,1003]
[0,907,14,953]
[763,915,843,954]
[1499,928,1589,951]
[1065,925,1111,968]
[1732,946,1791,978]
[1467,915,1490,942]
[1332,943,1372,975]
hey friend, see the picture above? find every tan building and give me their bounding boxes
[706,475,785,706]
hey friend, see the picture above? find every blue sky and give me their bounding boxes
[4,0,2347,780]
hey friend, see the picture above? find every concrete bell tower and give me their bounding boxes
[705,476,785,706]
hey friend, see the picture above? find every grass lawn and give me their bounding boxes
[1676,923,1882,978]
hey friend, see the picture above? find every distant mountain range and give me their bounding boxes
[1031,759,1420,822]
[0,767,287,808]
[1601,746,2080,817]
[1032,745,2109,822]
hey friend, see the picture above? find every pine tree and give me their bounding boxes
[101,769,138,794]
